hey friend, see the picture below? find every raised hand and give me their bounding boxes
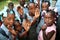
[22,19,31,31]
[7,25,17,36]
[34,8,40,19]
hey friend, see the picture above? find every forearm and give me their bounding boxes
[31,18,37,26]
[19,31,27,38]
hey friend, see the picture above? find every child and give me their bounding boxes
[14,20,28,40]
[42,1,50,11]
[27,3,40,40]
[0,11,17,40]
[18,0,28,13]
[17,6,26,25]
[6,2,14,13]
[1,2,15,20]
[38,10,56,40]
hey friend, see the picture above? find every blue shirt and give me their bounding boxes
[0,24,13,40]
[56,0,60,15]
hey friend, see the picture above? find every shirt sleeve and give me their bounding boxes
[0,33,8,40]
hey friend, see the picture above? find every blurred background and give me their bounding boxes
[0,0,57,11]
[0,0,29,11]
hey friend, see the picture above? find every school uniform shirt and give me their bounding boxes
[14,3,28,15]
[0,24,13,40]
[38,24,56,40]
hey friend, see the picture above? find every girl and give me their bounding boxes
[36,1,50,34]
[38,10,56,40]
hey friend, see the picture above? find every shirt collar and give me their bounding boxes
[1,24,9,35]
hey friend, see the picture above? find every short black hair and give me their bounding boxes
[13,20,22,30]
[46,10,55,17]
[28,2,35,9]
[8,2,14,7]
[14,20,20,25]
[42,1,50,7]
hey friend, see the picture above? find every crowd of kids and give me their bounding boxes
[0,0,60,40]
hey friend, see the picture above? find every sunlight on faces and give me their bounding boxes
[42,2,49,10]
[3,13,15,27]
[28,3,35,15]
[17,6,24,15]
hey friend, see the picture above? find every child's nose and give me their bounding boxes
[10,20,13,24]
[46,19,49,22]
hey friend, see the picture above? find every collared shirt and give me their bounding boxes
[1,24,9,36]
[0,24,13,40]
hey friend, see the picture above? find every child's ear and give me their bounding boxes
[2,17,6,22]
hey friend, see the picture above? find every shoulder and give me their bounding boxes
[46,24,56,34]
[0,33,8,40]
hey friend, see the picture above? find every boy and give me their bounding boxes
[15,0,28,23]
[17,6,25,24]
[26,3,40,40]
[0,11,17,40]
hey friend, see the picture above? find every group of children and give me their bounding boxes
[0,0,59,40]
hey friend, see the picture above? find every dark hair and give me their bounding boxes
[17,6,22,11]
[8,2,14,7]
[42,1,50,7]
[28,2,36,9]
[13,20,21,30]
[2,10,15,19]
[46,10,55,17]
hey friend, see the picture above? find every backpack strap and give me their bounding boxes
[0,28,9,38]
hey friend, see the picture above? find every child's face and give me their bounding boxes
[9,5,14,10]
[18,8,23,15]
[29,3,35,15]
[15,22,22,31]
[4,14,15,27]
[44,13,54,26]
[42,2,49,10]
